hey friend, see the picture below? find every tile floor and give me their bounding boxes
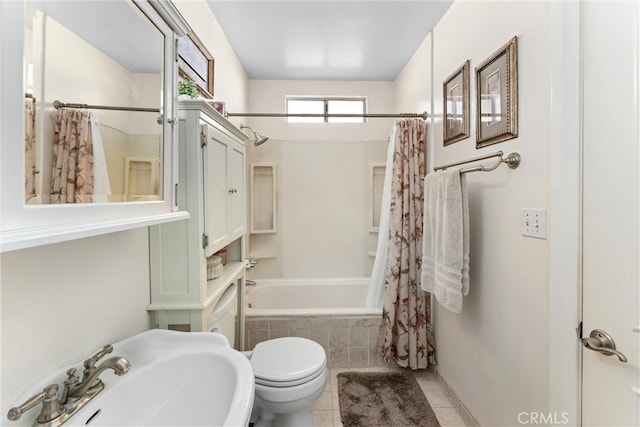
[313,366,473,427]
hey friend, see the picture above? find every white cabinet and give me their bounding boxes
[203,123,246,253]
[148,101,248,338]
[229,146,247,236]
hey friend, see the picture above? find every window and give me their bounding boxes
[286,97,366,123]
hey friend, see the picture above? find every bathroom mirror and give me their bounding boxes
[1,0,190,251]
[24,0,164,204]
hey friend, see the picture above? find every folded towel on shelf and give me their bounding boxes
[421,168,469,313]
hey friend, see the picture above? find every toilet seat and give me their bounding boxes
[251,337,326,388]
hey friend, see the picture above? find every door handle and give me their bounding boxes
[581,329,628,363]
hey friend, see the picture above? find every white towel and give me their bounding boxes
[421,169,469,313]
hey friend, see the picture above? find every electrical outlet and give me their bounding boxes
[521,208,547,239]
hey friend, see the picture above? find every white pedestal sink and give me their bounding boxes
[8,329,255,427]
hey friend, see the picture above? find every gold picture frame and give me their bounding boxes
[475,36,518,148]
[443,60,470,146]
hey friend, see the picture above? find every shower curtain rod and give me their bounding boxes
[433,151,521,174]
[53,100,159,113]
[226,111,429,120]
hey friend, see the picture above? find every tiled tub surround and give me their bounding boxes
[245,316,386,368]
[244,278,384,367]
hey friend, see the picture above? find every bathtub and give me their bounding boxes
[243,277,385,368]
[245,277,381,317]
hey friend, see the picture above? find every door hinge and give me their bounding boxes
[175,38,179,63]
[576,320,583,339]
[174,183,178,206]
[200,128,207,148]
[202,233,209,249]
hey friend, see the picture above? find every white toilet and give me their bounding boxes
[209,285,327,427]
[249,337,327,427]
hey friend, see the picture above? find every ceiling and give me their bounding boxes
[206,1,454,81]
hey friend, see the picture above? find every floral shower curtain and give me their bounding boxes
[50,109,95,203]
[379,119,436,370]
[25,97,36,202]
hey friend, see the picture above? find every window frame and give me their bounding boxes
[285,96,367,123]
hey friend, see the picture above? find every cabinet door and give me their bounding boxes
[229,142,246,236]
[204,124,229,255]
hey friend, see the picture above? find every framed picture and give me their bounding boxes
[178,32,215,98]
[443,60,470,146]
[475,36,518,148]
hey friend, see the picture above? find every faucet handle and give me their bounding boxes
[7,384,63,423]
[245,258,259,270]
[84,344,113,369]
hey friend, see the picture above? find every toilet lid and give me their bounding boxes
[251,337,326,386]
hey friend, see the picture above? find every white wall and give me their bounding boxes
[395,1,552,425]
[1,0,249,416]
[246,80,393,278]
[0,230,152,416]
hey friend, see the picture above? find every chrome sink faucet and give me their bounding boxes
[7,344,130,427]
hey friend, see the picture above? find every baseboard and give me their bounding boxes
[432,367,480,427]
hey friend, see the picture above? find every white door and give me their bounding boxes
[581,1,640,425]
[204,123,230,254]
[229,142,246,237]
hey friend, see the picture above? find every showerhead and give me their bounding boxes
[240,125,269,147]
[254,133,269,146]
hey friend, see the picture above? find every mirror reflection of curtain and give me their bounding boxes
[50,109,95,203]
[24,97,37,202]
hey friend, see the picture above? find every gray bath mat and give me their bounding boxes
[337,372,441,427]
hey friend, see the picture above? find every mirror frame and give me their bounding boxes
[0,0,191,252]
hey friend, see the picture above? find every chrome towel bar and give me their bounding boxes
[433,151,521,174]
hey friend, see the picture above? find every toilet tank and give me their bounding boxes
[207,283,237,348]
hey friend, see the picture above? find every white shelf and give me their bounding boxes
[250,163,277,233]
[370,163,385,232]
[1,211,190,253]
[148,260,246,311]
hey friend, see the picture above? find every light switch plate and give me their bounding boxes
[521,208,547,239]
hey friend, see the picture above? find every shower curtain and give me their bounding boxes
[366,126,396,308]
[51,109,95,203]
[378,118,436,370]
